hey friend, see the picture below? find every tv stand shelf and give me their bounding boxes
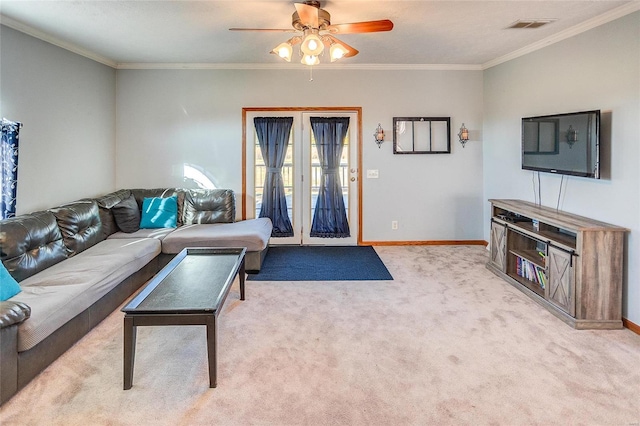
[508,248,544,268]
[487,199,628,329]
[508,272,545,297]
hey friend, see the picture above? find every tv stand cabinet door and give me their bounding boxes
[490,221,507,273]
[547,245,575,317]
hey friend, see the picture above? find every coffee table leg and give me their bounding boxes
[240,258,246,301]
[206,315,217,388]
[123,316,136,390]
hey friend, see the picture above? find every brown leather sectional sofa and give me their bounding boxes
[0,188,272,404]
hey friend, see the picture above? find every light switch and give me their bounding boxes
[367,169,379,179]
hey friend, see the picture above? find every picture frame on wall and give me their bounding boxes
[393,117,451,154]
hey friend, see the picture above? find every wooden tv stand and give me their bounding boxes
[487,199,628,329]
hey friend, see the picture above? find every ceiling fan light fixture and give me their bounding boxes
[301,30,324,56]
[329,42,348,62]
[301,54,320,66]
[230,2,393,68]
[271,42,293,62]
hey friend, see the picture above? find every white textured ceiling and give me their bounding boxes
[0,1,638,68]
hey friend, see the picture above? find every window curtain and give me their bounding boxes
[254,117,294,237]
[310,117,350,238]
[1,118,22,220]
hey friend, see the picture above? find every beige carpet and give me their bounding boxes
[1,245,639,425]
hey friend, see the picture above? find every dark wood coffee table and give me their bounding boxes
[121,247,246,390]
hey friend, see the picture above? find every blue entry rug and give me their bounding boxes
[248,245,393,281]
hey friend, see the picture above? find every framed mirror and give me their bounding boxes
[393,117,451,154]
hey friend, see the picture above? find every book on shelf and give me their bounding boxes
[514,255,546,289]
[535,267,547,289]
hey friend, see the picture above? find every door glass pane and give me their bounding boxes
[254,132,294,222]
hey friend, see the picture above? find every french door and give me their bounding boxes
[244,109,359,245]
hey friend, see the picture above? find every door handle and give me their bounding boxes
[350,168,356,173]
[350,177,356,182]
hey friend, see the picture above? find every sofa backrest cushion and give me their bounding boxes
[130,188,185,226]
[49,201,103,257]
[94,189,131,238]
[0,211,68,282]
[183,189,235,224]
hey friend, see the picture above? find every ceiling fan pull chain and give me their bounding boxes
[309,66,313,82]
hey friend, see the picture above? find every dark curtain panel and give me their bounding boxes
[254,117,294,237]
[310,117,350,238]
[1,118,22,220]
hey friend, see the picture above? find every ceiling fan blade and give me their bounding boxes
[324,35,359,58]
[294,2,319,28]
[229,28,298,32]
[327,19,394,34]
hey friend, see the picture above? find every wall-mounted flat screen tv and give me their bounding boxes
[522,110,600,179]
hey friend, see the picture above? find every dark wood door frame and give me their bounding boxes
[242,107,363,244]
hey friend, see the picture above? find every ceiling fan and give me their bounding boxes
[229,1,393,65]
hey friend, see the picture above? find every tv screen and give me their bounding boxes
[522,110,600,179]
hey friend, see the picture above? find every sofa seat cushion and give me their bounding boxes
[11,238,161,351]
[108,228,174,241]
[161,218,272,254]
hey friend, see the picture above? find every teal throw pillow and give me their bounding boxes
[140,196,178,229]
[1,262,21,301]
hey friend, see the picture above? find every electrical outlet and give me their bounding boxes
[366,169,379,179]
[391,220,398,230]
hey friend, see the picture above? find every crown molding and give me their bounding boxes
[482,2,640,70]
[3,1,637,73]
[116,62,482,71]
[0,15,117,68]
[0,16,479,71]
[0,17,479,71]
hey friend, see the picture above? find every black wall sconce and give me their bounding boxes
[374,123,385,148]
[566,125,578,148]
[458,123,469,148]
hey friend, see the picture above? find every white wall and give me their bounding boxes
[483,12,640,323]
[0,26,116,213]
[115,68,484,242]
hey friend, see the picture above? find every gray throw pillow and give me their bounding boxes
[111,195,140,233]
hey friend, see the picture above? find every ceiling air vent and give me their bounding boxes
[507,19,556,29]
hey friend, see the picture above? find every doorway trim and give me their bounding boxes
[242,107,363,245]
